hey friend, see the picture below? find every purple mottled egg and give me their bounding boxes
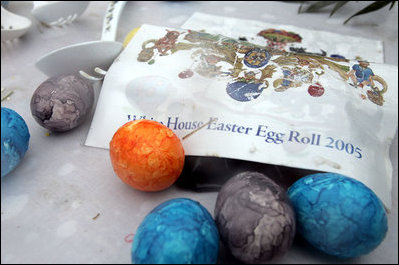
[215,171,296,264]
[30,74,94,132]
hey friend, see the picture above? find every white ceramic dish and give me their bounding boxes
[1,6,32,41]
[35,1,126,77]
[31,1,90,26]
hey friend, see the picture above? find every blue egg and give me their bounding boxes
[287,173,387,259]
[1,108,30,177]
[131,198,219,264]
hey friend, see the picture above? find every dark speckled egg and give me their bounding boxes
[215,171,296,263]
[287,173,388,259]
[131,198,219,264]
[30,74,94,132]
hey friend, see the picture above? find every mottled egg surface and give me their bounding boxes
[1,107,30,177]
[215,171,296,264]
[110,119,185,192]
[287,173,387,259]
[131,198,219,264]
[30,74,94,132]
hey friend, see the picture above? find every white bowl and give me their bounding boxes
[1,6,32,41]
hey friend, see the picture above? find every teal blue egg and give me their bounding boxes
[287,173,387,259]
[131,198,219,264]
[1,107,30,177]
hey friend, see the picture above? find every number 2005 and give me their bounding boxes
[325,137,362,159]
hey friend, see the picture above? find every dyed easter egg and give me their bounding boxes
[131,198,219,264]
[215,171,296,263]
[1,108,30,177]
[30,74,94,132]
[109,119,185,191]
[287,173,388,259]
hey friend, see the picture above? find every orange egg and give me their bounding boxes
[110,119,185,191]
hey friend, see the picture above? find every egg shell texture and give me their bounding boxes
[131,198,219,264]
[215,171,296,263]
[1,108,30,177]
[109,119,185,191]
[30,74,94,132]
[287,173,388,259]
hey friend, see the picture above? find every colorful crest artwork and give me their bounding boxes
[243,48,271,68]
[181,13,385,63]
[137,29,388,106]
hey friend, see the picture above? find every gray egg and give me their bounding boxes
[30,74,94,132]
[215,171,296,264]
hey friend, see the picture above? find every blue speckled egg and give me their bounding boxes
[131,198,219,264]
[287,173,387,259]
[1,107,30,177]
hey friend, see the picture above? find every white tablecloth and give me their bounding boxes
[1,1,397,264]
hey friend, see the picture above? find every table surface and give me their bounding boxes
[1,1,398,264]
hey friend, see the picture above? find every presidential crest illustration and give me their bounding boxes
[137,29,388,106]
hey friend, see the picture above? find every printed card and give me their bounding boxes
[85,24,398,208]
